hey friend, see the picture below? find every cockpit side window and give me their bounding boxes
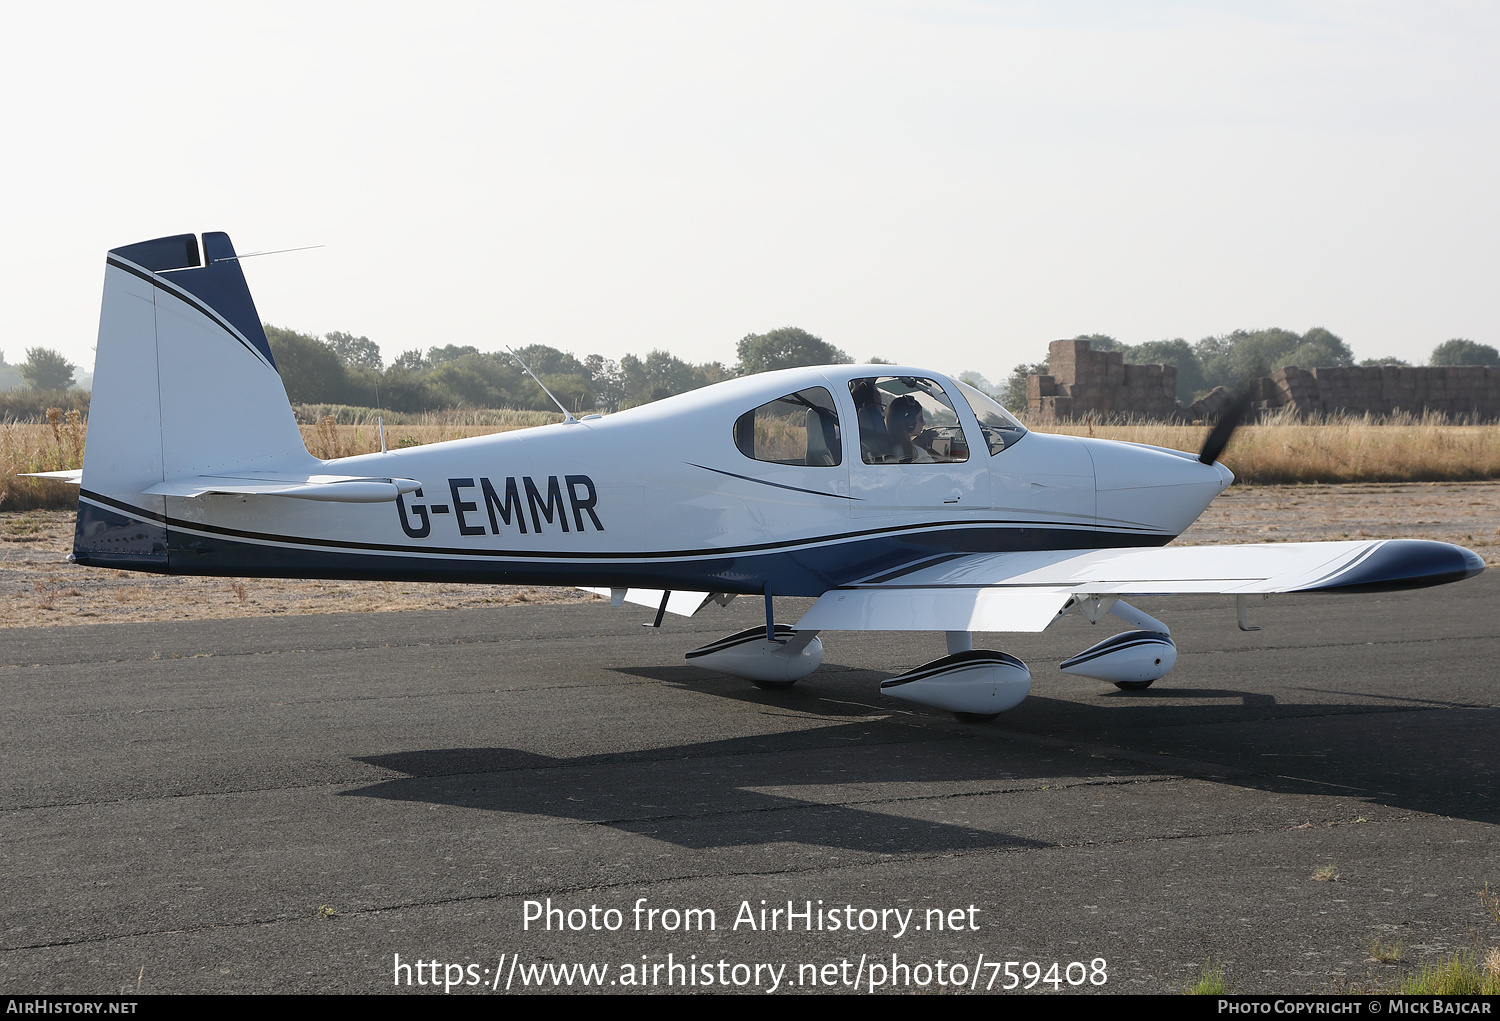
[848,376,970,464]
[954,380,1028,455]
[733,387,842,466]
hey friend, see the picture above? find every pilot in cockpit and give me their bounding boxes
[886,394,936,463]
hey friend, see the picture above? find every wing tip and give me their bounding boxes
[1308,539,1485,593]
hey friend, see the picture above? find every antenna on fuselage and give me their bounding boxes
[205,244,326,263]
[506,346,579,425]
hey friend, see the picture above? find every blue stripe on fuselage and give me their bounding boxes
[75,490,1167,596]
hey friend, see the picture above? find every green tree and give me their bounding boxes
[621,350,705,406]
[427,359,502,407]
[698,361,734,385]
[265,325,350,404]
[735,327,850,376]
[324,331,383,370]
[511,345,586,377]
[19,347,76,390]
[1195,328,1299,387]
[377,364,443,412]
[426,344,481,366]
[1286,327,1355,372]
[1429,339,1500,366]
[585,355,627,412]
[1000,361,1049,414]
[341,364,384,407]
[1361,356,1410,367]
[1194,327,1353,392]
[1126,338,1204,404]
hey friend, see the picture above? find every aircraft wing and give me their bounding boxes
[796,539,1484,633]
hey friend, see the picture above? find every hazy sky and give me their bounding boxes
[2,1,1495,381]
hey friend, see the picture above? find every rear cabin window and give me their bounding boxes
[733,387,842,466]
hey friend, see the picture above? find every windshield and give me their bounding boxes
[954,380,1027,455]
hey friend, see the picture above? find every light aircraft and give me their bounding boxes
[34,233,1486,720]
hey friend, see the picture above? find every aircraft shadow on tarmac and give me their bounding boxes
[341,661,1499,851]
[342,728,1054,854]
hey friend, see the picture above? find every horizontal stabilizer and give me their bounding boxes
[144,472,422,504]
[20,470,83,484]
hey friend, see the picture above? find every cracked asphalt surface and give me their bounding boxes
[1,572,1496,994]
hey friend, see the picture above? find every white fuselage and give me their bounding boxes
[149,366,1231,596]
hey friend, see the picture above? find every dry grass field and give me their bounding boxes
[296,407,558,458]
[1047,410,1500,484]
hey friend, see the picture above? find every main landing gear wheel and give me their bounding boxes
[685,625,823,686]
[881,651,1032,719]
[1059,631,1177,691]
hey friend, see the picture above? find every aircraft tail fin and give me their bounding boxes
[76,232,312,568]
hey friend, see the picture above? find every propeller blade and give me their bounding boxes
[1198,391,1254,466]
